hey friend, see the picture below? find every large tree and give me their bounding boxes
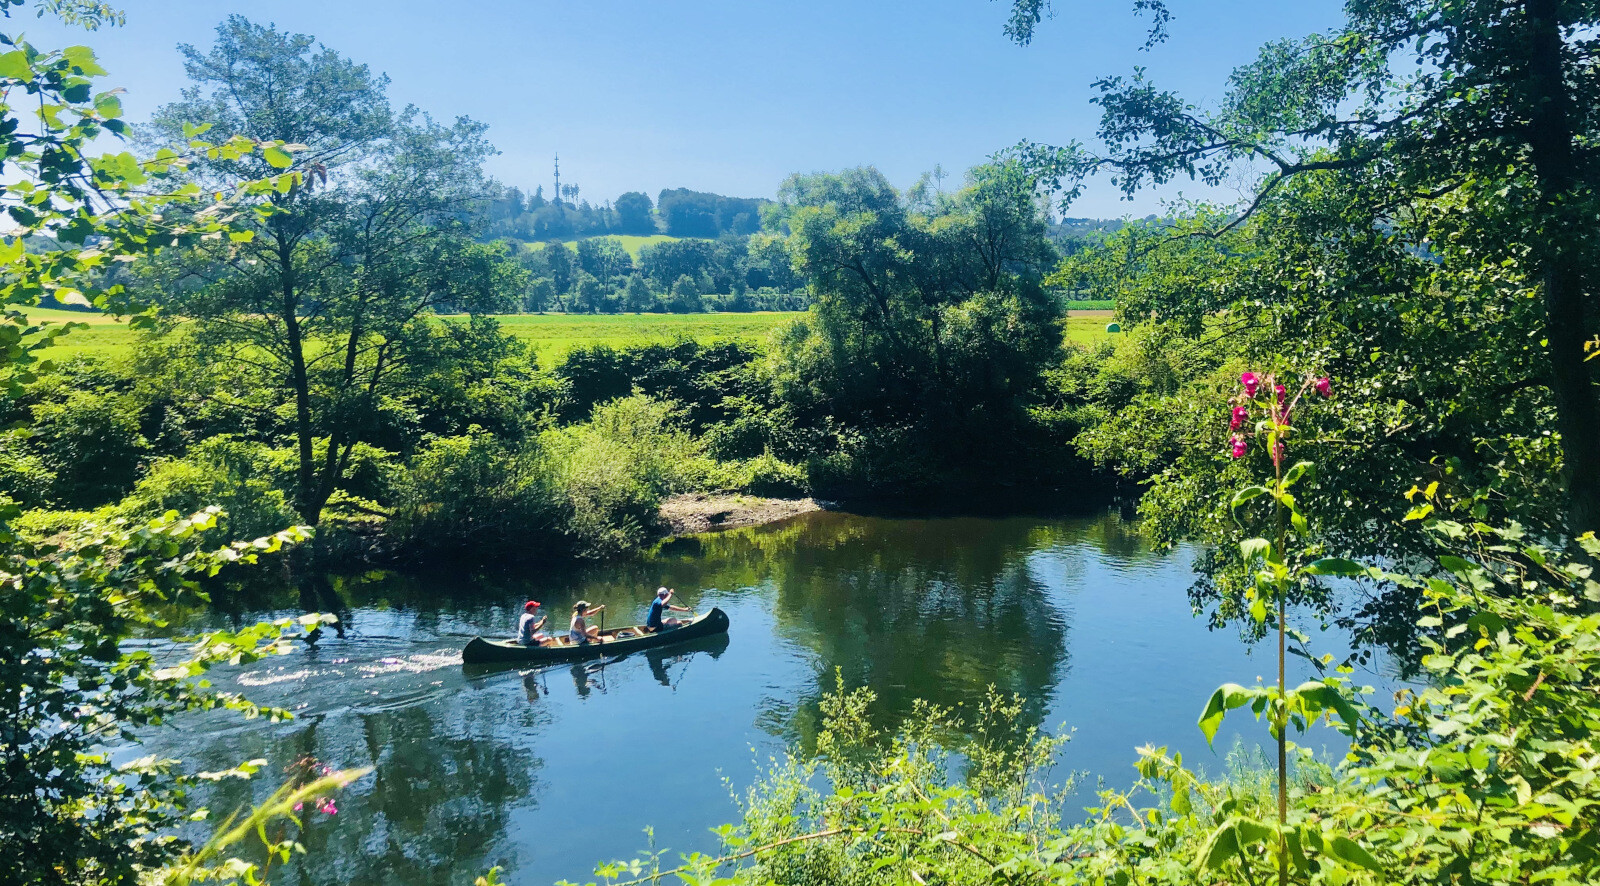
[1007,0,1600,537]
[767,163,1064,492]
[141,17,518,525]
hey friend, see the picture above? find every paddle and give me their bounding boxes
[587,606,625,670]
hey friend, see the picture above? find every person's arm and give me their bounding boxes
[670,604,692,612]
[534,616,547,631]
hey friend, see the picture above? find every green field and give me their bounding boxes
[543,234,685,259]
[21,305,1115,364]
[462,311,799,364]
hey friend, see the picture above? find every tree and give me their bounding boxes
[141,17,518,525]
[541,239,575,293]
[623,274,655,312]
[575,236,633,282]
[1007,0,1600,537]
[614,190,655,234]
[639,237,716,288]
[767,163,1064,492]
[669,273,703,313]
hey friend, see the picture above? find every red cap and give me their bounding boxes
[524,600,540,611]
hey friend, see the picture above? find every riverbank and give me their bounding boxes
[657,492,822,535]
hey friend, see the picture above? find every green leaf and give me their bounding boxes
[1325,835,1383,872]
[1231,485,1267,512]
[1282,460,1314,488]
[1306,558,1364,577]
[1293,682,1362,733]
[0,50,31,80]
[1249,595,1268,624]
[262,146,293,169]
[1239,537,1271,563]
[1198,683,1257,745]
[1194,820,1240,871]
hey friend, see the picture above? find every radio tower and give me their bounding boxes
[553,153,561,208]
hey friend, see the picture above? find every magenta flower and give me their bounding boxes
[1230,435,1247,458]
[1240,372,1260,396]
[1315,376,1332,397]
[318,798,337,816]
[1274,383,1287,404]
[1273,441,1286,466]
[1229,405,1248,430]
[293,802,304,813]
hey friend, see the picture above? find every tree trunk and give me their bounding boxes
[280,243,322,526]
[1525,0,1600,537]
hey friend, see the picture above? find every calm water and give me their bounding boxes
[136,509,1389,885]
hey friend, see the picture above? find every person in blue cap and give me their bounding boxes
[646,587,691,632]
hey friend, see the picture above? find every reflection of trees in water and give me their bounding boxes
[186,702,539,886]
[761,515,1076,746]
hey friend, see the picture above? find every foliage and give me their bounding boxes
[1007,0,1600,539]
[541,394,708,557]
[0,507,312,886]
[136,16,522,525]
[116,436,302,543]
[386,427,559,563]
[765,162,1072,494]
[27,387,148,507]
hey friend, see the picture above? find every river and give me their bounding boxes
[137,508,1391,885]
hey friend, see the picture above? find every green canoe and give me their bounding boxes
[461,607,730,665]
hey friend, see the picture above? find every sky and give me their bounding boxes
[18,0,1346,217]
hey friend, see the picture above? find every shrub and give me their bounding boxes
[387,428,561,562]
[541,394,706,556]
[29,389,149,508]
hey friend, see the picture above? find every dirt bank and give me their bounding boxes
[658,493,822,536]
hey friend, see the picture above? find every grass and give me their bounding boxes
[452,311,799,364]
[21,306,1117,364]
[536,234,686,260]
[19,306,138,361]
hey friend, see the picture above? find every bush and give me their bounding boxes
[387,428,561,563]
[0,430,55,509]
[29,389,149,508]
[116,437,301,542]
[541,394,706,556]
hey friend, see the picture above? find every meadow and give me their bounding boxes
[25,306,1114,364]
[545,234,682,259]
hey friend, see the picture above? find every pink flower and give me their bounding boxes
[1229,406,1248,430]
[1272,441,1286,466]
[1240,372,1260,397]
[318,798,337,816]
[293,802,303,812]
[1314,376,1332,397]
[1274,383,1287,404]
[1230,435,1247,458]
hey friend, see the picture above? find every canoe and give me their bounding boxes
[461,607,730,665]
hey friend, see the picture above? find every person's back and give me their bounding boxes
[646,595,667,630]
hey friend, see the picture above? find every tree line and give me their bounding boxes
[483,185,768,241]
[511,233,809,314]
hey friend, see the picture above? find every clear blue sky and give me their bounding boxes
[19,0,1344,217]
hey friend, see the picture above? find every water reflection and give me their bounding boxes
[136,507,1372,885]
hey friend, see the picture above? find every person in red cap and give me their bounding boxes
[516,601,549,646]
